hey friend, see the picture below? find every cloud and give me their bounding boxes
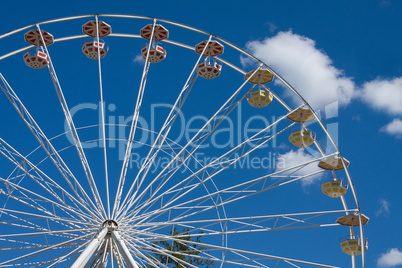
[133,54,145,64]
[380,118,402,138]
[377,248,402,267]
[360,77,402,115]
[376,198,391,217]
[265,22,278,34]
[242,30,356,109]
[275,149,322,186]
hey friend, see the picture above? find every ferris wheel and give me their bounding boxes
[0,14,368,267]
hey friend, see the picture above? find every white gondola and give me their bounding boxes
[82,40,109,59]
[141,44,167,63]
[23,49,49,69]
[197,59,222,79]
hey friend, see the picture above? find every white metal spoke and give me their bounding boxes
[94,15,111,219]
[0,137,101,222]
[0,177,97,224]
[130,237,199,268]
[0,75,99,217]
[36,25,106,219]
[0,208,98,230]
[129,230,339,268]
[127,108,297,221]
[118,67,263,220]
[119,108,305,226]
[117,35,214,219]
[133,210,354,232]
[0,232,92,267]
[122,158,333,227]
[112,19,158,220]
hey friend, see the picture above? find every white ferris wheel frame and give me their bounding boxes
[0,14,366,268]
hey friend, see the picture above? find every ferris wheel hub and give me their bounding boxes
[102,219,119,230]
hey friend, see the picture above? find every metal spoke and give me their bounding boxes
[36,24,106,219]
[0,75,99,217]
[116,35,214,219]
[111,20,157,220]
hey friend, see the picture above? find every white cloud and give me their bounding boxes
[360,77,402,115]
[377,248,402,267]
[376,198,391,217]
[133,54,145,64]
[242,30,355,109]
[275,149,322,186]
[381,118,402,138]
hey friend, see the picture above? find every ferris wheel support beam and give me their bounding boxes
[116,35,213,218]
[84,240,109,268]
[71,227,108,268]
[47,239,96,268]
[111,231,139,268]
[36,24,106,220]
[112,19,157,219]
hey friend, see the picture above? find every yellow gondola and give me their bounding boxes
[247,89,273,108]
[288,129,315,148]
[321,178,348,197]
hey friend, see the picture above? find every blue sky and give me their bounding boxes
[0,0,402,267]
